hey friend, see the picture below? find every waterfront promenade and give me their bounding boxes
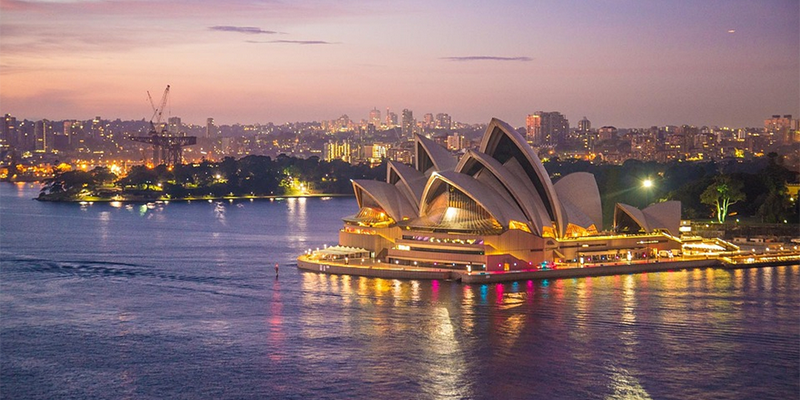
[296,252,800,283]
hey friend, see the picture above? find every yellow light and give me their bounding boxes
[642,179,653,188]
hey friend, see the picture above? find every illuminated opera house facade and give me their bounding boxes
[332,118,682,272]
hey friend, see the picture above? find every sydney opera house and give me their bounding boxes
[312,118,682,272]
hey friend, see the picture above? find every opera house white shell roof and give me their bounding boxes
[350,118,681,239]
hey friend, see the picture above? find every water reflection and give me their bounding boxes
[267,279,285,361]
[297,266,795,397]
[98,210,110,244]
[606,364,653,400]
[424,307,467,399]
[2,184,798,400]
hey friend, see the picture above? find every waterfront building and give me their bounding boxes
[330,118,682,272]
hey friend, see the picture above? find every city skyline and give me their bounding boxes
[1,0,798,128]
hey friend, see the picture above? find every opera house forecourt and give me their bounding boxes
[297,118,792,282]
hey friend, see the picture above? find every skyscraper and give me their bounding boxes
[34,119,52,153]
[1,114,17,149]
[386,110,398,128]
[369,108,381,128]
[63,120,74,146]
[90,116,103,139]
[525,114,541,143]
[401,109,414,138]
[526,111,569,146]
[206,118,218,138]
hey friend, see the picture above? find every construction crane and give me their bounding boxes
[129,85,197,167]
[147,85,170,134]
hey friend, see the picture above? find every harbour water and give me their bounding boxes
[1,183,798,399]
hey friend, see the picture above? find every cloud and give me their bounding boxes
[209,26,280,35]
[247,40,337,45]
[441,56,533,62]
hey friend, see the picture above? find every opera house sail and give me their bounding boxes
[320,118,682,273]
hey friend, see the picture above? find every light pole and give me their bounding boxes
[642,178,653,207]
[642,178,653,261]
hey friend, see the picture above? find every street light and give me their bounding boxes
[642,178,653,261]
[641,178,654,208]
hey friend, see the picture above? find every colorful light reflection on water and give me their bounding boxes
[1,184,798,399]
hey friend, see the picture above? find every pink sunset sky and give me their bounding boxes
[1,0,798,128]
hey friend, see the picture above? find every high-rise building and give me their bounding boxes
[168,117,182,134]
[1,114,17,149]
[446,133,464,151]
[578,117,591,132]
[364,143,388,166]
[34,119,52,153]
[206,118,218,138]
[369,108,382,129]
[435,113,452,130]
[90,116,103,139]
[386,110,398,128]
[764,114,799,144]
[526,111,569,146]
[423,113,434,130]
[597,126,618,142]
[526,114,541,143]
[401,109,414,138]
[324,140,351,163]
[63,121,74,146]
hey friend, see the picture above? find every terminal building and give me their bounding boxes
[334,118,682,272]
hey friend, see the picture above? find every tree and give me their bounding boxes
[700,175,745,223]
[754,152,796,223]
[757,191,789,223]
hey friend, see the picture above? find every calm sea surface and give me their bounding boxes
[1,183,798,400]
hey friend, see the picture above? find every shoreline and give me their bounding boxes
[296,254,800,283]
[34,193,353,203]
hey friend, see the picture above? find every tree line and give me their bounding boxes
[545,152,798,225]
[38,153,798,224]
[38,155,383,201]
